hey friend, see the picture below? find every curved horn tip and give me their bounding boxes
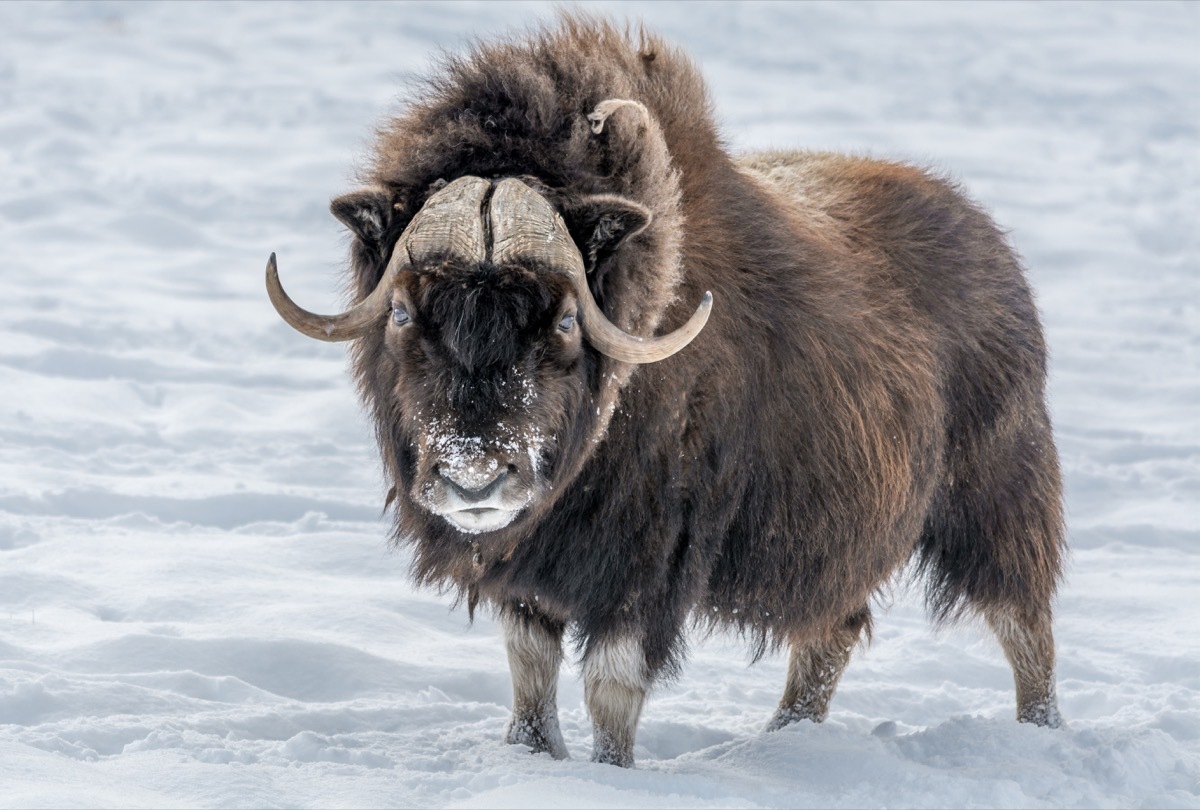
[264,248,392,343]
[688,291,714,325]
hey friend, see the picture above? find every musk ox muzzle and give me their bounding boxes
[415,416,548,534]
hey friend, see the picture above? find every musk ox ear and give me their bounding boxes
[561,193,652,271]
[330,188,395,249]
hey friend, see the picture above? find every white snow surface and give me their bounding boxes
[1,1,1197,807]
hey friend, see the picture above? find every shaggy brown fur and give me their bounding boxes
[322,14,1065,766]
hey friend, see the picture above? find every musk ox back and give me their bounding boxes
[266,15,1066,767]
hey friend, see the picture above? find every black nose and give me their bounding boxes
[441,467,509,503]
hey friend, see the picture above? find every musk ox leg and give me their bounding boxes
[766,607,870,731]
[986,606,1062,728]
[582,635,650,768]
[917,409,1065,727]
[501,609,569,759]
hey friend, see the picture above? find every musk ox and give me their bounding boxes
[266,16,1066,766]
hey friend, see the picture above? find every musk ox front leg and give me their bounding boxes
[766,607,870,731]
[501,608,569,759]
[582,634,650,767]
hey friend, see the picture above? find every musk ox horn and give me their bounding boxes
[266,177,491,342]
[489,178,712,364]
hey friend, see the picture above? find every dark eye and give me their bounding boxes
[557,311,576,332]
[391,304,411,327]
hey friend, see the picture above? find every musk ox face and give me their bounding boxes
[266,173,712,537]
[387,263,587,534]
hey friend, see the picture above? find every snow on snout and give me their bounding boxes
[421,412,547,534]
[422,369,547,485]
[425,418,545,484]
[428,427,499,489]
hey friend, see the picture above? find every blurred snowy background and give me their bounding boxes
[0,1,1197,807]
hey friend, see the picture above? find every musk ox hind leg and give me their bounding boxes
[986,606,1063,728]
[766,607,870,731]
[918,404,1066,728]
[582,634,651,768]
[501,608,569,759]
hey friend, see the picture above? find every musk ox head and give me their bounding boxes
[267,173,710,537]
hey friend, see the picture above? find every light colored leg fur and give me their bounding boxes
[766,616,866,731]
[502,614,569,759]
[582,635,650,767]
[986,606,1063,728]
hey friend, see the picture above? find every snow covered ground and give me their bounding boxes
[1,1,1197,806]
